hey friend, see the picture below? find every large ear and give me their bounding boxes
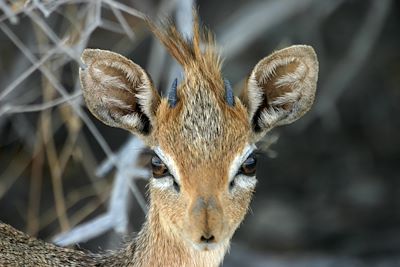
[241,45,318,140]
[80,49,160,137]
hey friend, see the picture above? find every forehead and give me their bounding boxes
[154,82,250,172]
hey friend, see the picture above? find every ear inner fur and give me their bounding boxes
[79,49,160,139]
[242,45,318,140]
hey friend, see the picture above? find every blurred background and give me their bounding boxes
[0,0,399,266]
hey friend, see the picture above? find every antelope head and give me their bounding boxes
[79,19,318,252]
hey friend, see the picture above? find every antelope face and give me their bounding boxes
[149,78,257,250]
[149,144,257,251]
[80,21,318,253]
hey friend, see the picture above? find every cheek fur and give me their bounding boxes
[150,184,186,227]
[224,186,255,226]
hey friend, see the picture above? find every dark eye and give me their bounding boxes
[151,155,170,178]
[239,153,257,176]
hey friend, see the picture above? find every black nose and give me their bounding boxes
[200,234,215,243]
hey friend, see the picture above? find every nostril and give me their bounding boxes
[200,235,215,243]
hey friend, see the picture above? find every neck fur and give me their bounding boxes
[105,207,228,267]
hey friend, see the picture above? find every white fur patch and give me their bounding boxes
[119,113,142,128]
[135,79,155,119]
[258,107,282,130]
[150,177,174,190]
[247,73,264,120]
[187,239,229,267]
[233,174,257,190]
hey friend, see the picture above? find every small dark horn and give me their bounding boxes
[224,79,235,106]
[168,78,178,108]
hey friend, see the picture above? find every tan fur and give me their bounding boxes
[0,13,318,267]
[147,12,222,89]
[0,223,99,266]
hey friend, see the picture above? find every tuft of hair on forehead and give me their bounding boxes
[146,11,222,81]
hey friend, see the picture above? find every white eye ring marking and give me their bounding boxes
[228,144,257,191]
[228,144,256,181]
[232,174,257,191]
[150,176,174,190]
[153,146,180,183]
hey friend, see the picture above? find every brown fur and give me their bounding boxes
[0,12,318,267]
[147,12,222,88]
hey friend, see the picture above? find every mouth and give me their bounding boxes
[182,232,227,251]
[192,241,221,251]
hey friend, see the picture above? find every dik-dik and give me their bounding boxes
[0,16,318,267]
